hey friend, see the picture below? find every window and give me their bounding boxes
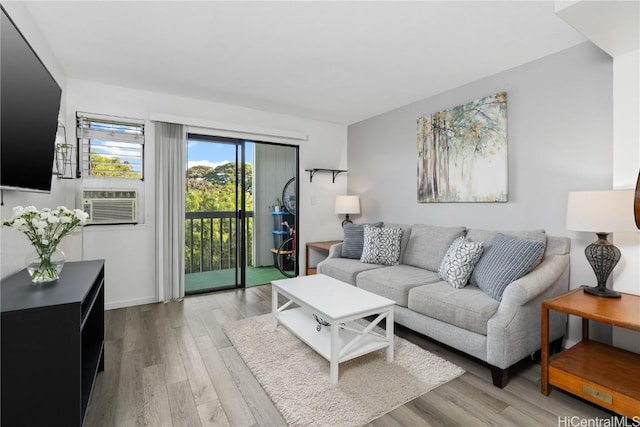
[77,112,145,179]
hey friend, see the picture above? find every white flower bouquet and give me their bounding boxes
[2,205,89,282]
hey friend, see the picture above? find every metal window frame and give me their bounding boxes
[76,112,145,180]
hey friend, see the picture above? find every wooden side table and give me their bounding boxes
[541,287,640,417]
[305,240,342,275]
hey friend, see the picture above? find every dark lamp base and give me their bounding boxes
[583,232,622,299]
[583,285,621,298]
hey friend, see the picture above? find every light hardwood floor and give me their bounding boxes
[85,285,616,427]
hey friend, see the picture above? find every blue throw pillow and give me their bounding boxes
[472,233,545,301]
[341,221,383,259]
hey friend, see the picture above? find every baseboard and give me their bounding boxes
[106,296,156,310]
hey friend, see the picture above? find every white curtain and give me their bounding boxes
[155,121,186,301]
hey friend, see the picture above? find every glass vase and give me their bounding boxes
[25,247,65,283]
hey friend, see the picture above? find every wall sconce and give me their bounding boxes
[335,195,360,227]
[566,189,636,298]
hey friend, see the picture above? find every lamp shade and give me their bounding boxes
[566,190,636,233]
[335,195,360,215]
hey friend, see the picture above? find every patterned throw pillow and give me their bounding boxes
[473,233,546,301]
[341,221,384,259]
[438,237,484,288]
[360,225,403,266]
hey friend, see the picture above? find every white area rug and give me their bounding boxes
[223,313,464,427]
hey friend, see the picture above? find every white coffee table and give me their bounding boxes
[271,274,395,384]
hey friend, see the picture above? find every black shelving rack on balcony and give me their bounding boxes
[271,210,294,264]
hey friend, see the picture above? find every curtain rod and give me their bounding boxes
[149,112,308,142]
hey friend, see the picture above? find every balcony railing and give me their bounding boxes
[185,210,254,274]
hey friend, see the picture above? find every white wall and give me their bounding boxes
[612,49,640,295]
[67,79,347,308]
[554,0,640,353]
[346,42,614,346]
[611,49,639,353]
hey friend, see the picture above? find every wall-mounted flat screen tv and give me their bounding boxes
[1,6,62,193]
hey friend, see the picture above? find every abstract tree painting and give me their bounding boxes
[417,92,508,203]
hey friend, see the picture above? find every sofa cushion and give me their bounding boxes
[438,237,484,288]
[341,221,384,259]
[357,265,441,307]
[466,228,546,250]
[360,225,403,266]
[402,225,466,271]
[408,282,500,335]
[545,236,571,256]
[472,233,546,301]
[316,258,385,286]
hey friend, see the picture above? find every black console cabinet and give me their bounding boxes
[1,259,105,426]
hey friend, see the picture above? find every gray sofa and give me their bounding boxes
[317,224,570,387]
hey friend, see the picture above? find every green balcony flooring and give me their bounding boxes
[185,266,289,293]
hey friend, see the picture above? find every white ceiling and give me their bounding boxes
[22,1,587,125]
[555,0,639,56]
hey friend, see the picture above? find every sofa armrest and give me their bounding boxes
[316,243,343,274]
[486,254,570,369]
[326,242,343,259]
[500,254,570,307]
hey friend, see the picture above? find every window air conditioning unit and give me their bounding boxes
[82,189,138,225]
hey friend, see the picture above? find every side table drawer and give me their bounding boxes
[550,368,617,409]
[548,341,640,418]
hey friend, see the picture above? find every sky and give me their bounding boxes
[187,138,254,169]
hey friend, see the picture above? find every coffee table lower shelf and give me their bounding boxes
[548,340,640,416]
[276,307,391,363]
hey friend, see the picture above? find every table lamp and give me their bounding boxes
[566,189,636,298]
[335,195,360,227]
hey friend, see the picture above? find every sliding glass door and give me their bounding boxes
[184,134,298,294]
[184,135,247,293]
